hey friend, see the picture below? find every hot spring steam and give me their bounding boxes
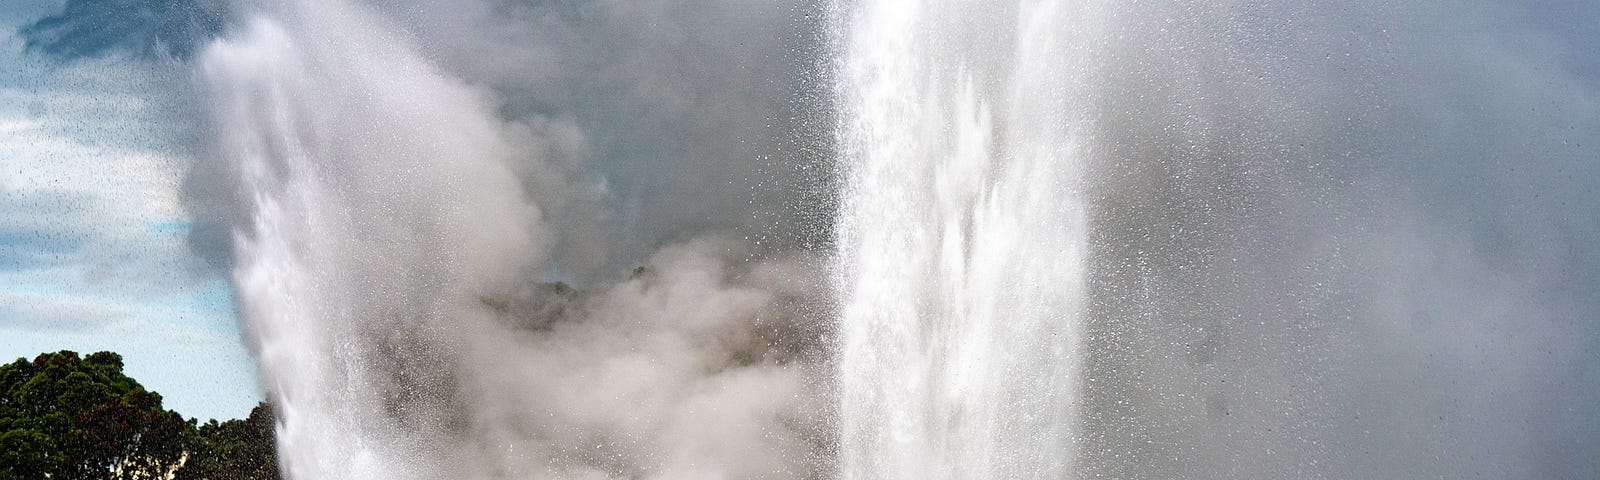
[203,1,828,478]
[181,0,1600,478]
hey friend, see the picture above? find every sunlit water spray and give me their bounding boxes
[185,0,1600,478]
[201,2,541,478]
[202,0,1099,476]
[834,0,1099,477]
[200,2,833,479]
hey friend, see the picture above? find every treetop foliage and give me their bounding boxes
[0,351,279,480]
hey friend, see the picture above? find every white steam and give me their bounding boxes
[182,0,1600,478]
[198,1,828,479]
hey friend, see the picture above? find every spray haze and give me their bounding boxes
[123,0,1599,477]
[833,0,1098,477]
[197,0,832,478]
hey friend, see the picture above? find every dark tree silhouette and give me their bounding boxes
[177,403,279,480]
[0,351,279,480]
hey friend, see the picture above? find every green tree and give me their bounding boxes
[176,402,279,480]
[0,351,188,479]
[0,351,281,479]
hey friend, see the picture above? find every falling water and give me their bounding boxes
[835,0,1099,477]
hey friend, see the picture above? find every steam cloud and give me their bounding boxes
[143,0,1597,478]
[192,0,831,478]
[1076,2,1600,478]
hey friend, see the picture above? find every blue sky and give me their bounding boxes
[0,1,259,421]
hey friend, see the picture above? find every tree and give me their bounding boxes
[176,402,279,480]
[0,351,194,479]
[0,351,281,479]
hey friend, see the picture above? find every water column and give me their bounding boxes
[834,0,1097,477]
[202,2,542,478]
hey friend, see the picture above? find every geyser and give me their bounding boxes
[203,2,543,476]
[833,0,1097,478]
[201,1,830,478]
[178,0,1600,478]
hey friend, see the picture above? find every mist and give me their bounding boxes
[1076,1,1600,477]
[11,0,1590,477]
[190,0,833,477]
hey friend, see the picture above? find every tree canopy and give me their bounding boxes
[0,351,278,480]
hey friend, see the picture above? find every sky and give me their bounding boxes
[0,0,259,421]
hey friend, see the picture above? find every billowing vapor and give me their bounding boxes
[374,0,838,277]
[193,0,830,478]
[1073,2,1600,478]
[157,0,1600,477]
[458,238,831,478]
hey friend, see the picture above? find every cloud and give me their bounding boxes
[0,112,209,297]
[18,0,226,61]
[0,289,130,331]
[0,187,94,271]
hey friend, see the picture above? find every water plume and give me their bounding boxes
[833,0,1100,477]
[198,1,830,478]
[178,0,1600,478]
